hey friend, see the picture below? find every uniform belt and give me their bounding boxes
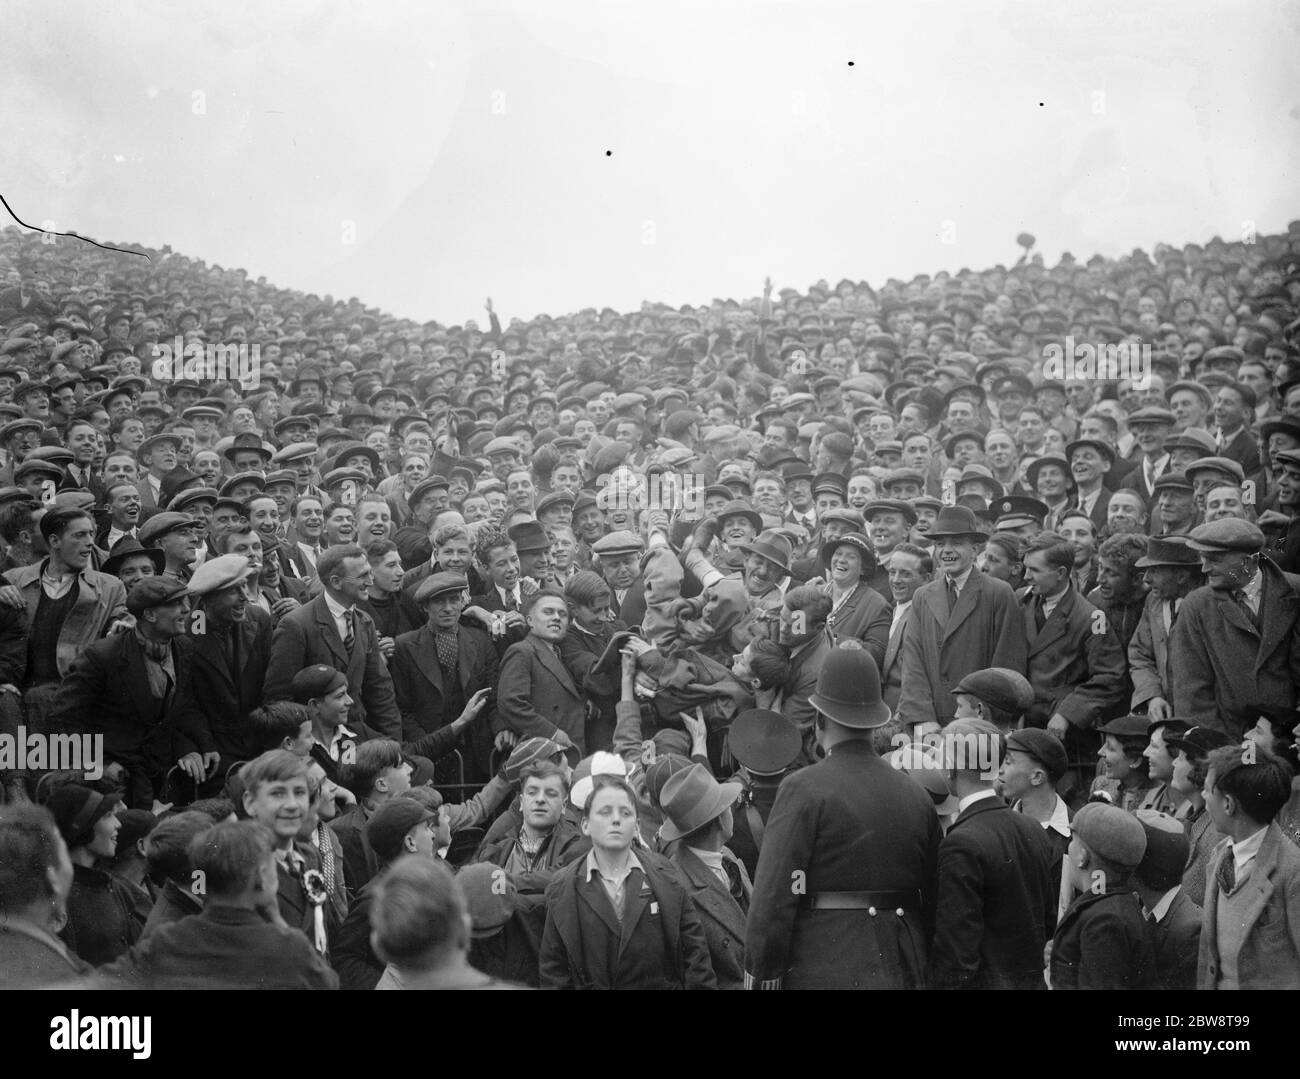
[802,890,921,912]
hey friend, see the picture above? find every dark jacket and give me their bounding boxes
[141,878,204,938]
[1050,886,1157,990]
[928,796,1056,990]
[390,623,499,778]
[744,740,940,989]
[1019,585,1128,730]
[59,864,150,966]
[51,631,213,805]
[824,582,891,669]
[264,594,402,740]
[1150,886,1201,991]
[183,606,273,761]
[539,848,717,989]
[97,904,339,989]
[496,634,587,753]
[667,843,750,990]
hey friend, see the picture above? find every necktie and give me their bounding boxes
[434,630,459,675]
[946,576,959,607]
[1167,600,1178,631]
[503,590,517,613]
[343,609,356,654]
[1233,590,1259,630]
[1217,854,1236,896]
[1034,595,1047,632]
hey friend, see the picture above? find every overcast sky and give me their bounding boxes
[3,0,1297,324]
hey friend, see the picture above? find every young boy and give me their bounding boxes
[1050,801,1157,989]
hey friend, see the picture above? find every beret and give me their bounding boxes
[289,664,348,702]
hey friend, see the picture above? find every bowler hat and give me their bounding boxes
[102,537,166,578]
[926,505,989,541]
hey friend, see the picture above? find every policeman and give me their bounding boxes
[743,641,940,989]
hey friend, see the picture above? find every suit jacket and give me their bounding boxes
[496,634,587,753]
[1218,427,1263,486]
[1119,455,1172,508]
[667,844,751,990]
[539,849,717,989]
[1197,821,1300,990]
[50,630,213,790]
[264,594,402,740]
[1128,591,1178,711]
[1077,486,1113,532]
[183,607,274,760]
[744,741,940,989]
[782,633,833,733]
[825,582,891,670]
[613,579,648,632]
[881,605,909,712]
[1170,561,1300,739]
[471,586,530,657]
[1019,585,1127,730]
[928,796,1057,990]
[1151,887,1201,991]
[897,569,1028,729]
[390,623,499,777]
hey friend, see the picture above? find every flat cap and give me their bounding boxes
[1134,809,1190,890]
[1004,728,1068,783]
[484,436,522,457]
[138,512,198,546]
[1126,406,1176,426]
[862,498,918,525]
[591,529,645,557]
[125,573,190,618]
[1185,456,1245,483]
[414,571,469,605]
[456,861,517,937]
[502,736,567,785]
[270,442,317,465]
[953,667,1035,716]
[365,800,434,863]
[1185,517,1264,554]
[1072,802,1147,868]
[188,553,255,595]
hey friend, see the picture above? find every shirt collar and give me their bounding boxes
[957,789,999,814]
[947,565,974,592]
[1240,568,1263,604]
[1232,824,1269,871]
[1015,793,1073,838]
[584,848,643,882]
[323,590,350,622]
[1147,885,1181,922]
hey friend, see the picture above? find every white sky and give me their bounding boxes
[3,0,1297,324]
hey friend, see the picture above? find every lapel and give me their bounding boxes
[1211,588,1258,641]
[123,634,162,721]
[675,847,745,940]
[1258,567,1299,666]
[189,626,235,692]
[942,571,982,641]
[1234,824,1282,938]
[413,626,446,695]
[577,870,624,939]
[1026,587,1073,657]
[312,595,350,667]
[618,867,652,957]
[948,794,1006,833]
[884,612,905,669]
[531,636,579,698]
[276,860,308,921]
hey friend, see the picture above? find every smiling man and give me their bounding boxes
[1171,519,1300,739]
[897,506,1027,733]
[496,588,585,755]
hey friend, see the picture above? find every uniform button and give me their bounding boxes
[868,906,877,916]
[896,908,905,917]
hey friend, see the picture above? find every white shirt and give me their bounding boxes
[1161,598,1179,634]
[1230,825,1269,878]
[146,473,163,501]
[327,724,359,762]
[1238,568,1262,617]
[323,590,354,642]
[945,565,974,599]
[1040,584,1070,621]
[1143,453,1170,492]
[297,541,320,569]
[495,583,521,609]
[890,599,912,638]
[105,525,135,549]
[1077,488,1100,517]
[584,849,644,918]
[686,846,729,888]
[1145,885,1180,923]
[1013,794,1071,839]
[957,789,999,814]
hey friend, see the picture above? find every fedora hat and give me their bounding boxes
[809,641,892,729]
[103,536,166,578]
[658,764,743,842]
[737,529,794,575]
[925,505,989,541]
[1133,535,1201,569]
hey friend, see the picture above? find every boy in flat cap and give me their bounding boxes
[1171,519,1300,739]
[1050,802,1157,990]
[1001,728,1072,868]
